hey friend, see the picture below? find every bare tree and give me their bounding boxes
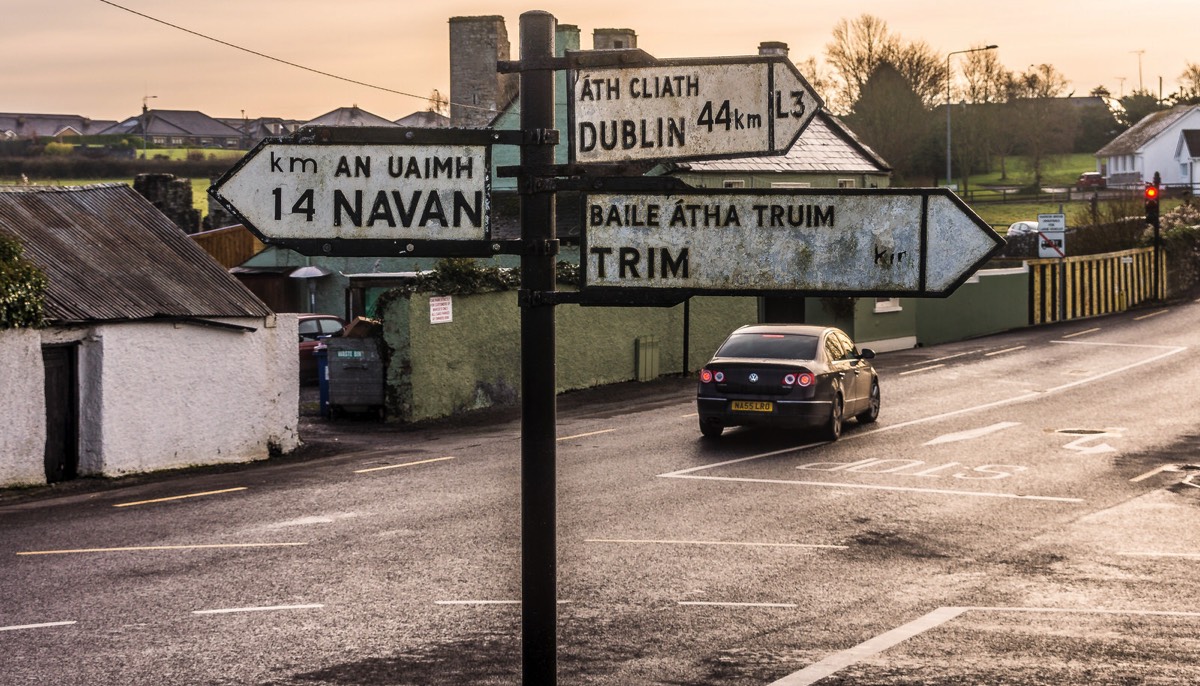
[961,47,1011,104]
[824,15,899,112]
[795,55,836,108]
[1179,62,1200,102]
[892,40,947,110]
[1009,64,1076,188]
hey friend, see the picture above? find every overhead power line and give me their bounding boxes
[98,0,478,112]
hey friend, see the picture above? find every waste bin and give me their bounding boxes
[325,337,385,419]
[315,344,330,418]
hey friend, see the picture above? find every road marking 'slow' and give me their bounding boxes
[114,487,247,508]
[193,604,323,615]
[1060,328,1101,339]
[0,621,77,632]
[17,542,308,556]
[354,456,455,473]
[585,538,846,550]
[557,429,616,441]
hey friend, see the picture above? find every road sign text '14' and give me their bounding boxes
[581,189,1003,297]
[210,140,491,244]
[570,56,821,164]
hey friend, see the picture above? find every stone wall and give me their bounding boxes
[449,16,518,128]
[133,173,200,233]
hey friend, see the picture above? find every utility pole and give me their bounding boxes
[1132,50,1145,92]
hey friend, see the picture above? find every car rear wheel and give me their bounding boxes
[822,395,843,441]
[857,381,880,424]
[699,418,724,439]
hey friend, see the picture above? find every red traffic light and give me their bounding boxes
[1145,185,1159,200]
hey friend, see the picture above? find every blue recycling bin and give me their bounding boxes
[315,344,330,418]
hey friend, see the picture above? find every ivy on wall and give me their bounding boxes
[0,234,47,329]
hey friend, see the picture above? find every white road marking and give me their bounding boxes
[193,604,323,615]
[924,422,1021,445]
[911,350,982,365]
[1130,464,1182,482]
[1134,309,1169,320]
[17,542,308,556]
[354,456,455,473]
[771,605,1200,685]
[585,538,847,550]
[668,474,1082,502]
[769,606,968,685]
[679,601,798,608]
[557,429,616,441]
[985,346,1026,356]
[1118,551,1200,559]
[434,600,573,606]
[899,364,944,376]
[114,487,248,508]
[680,412,699,418]
[0,621,77,632]
[1060,327,1101,339]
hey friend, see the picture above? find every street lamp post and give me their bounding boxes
[945,45,997,188]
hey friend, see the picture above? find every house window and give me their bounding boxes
[170,137,183,146]
[838,179,856,188]
[151,137,165,145]
[874,297,902,313]
[723,180,746,188]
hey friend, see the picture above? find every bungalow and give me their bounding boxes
[0,184,299,488]
[1095,104,1200,191]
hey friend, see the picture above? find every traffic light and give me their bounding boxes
[1145,183,1160,228]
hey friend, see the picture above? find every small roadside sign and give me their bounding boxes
[1038,213,1066,231]
[209,127,501,257]
[581,188,1003,298]
[569,53,821,164]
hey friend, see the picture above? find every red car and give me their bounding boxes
[1075,172,1106,191]
[298,314,346,385]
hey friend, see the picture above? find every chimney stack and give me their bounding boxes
[448,16,518,128]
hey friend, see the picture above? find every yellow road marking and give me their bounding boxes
[557,429,615,441]
[17,542,308,556]
[114,487,247,508]
[353,456,455,474]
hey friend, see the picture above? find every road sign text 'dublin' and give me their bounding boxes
[570,56,820,164]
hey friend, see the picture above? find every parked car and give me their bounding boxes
[1006,220,1039,236]
[1075,172,1106,191]
[696,324,879,440]
[298,314,346,385]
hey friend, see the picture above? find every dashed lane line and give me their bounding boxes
[585,538,847,550]
[193,604,324,615]
[114,487,247,508]
[0,621,76,632]
[353,456,455,473]
[17,542,308,556]
[557,429,616,442]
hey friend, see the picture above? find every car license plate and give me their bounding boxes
[731,400,773,412]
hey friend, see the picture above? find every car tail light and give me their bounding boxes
[700,369,713,383]
[796,371,814,387]
[783,373,797,386]
[714,371,725,382]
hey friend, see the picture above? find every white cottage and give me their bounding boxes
[0,184,300,488]
[1096,104,1200,191]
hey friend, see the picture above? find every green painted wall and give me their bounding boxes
[915,268,1028,346]
[381,290,757,422]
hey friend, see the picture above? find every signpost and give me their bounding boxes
[210,14,1006,684]
[569,53,821,163]
[209,126,512,257]
[582,188,1003,298]
[1037,212,1067,259]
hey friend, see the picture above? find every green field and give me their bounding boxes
[965,152,1098,189]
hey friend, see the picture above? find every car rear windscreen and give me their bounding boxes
[716,333,819,360]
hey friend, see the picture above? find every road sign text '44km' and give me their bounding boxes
[569,54,822,164]
[581,188,1004,298]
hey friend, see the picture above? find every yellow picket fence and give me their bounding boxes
[1027,247,1164,325]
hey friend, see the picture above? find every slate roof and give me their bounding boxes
[395,111,450,128]
[666,109,891,175]
[1097,105,1200,156]
[305,106,398,128]
[100,109,245,138]
[0,184,272,323]
[0,113,115,138]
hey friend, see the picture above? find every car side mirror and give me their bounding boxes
[859,348,876,359]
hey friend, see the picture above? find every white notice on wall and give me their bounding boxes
[429,295,453,324]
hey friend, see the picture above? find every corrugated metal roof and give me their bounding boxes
[0,184,272,323]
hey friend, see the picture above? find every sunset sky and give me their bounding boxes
[5,0,1198,123]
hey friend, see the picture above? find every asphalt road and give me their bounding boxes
[3,299,1200,685]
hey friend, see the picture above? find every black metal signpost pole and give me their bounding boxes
[518,10,558,686]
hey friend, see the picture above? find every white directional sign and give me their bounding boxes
[570,54,821,164]
[209,130,491,250]
[581,189,1004,296]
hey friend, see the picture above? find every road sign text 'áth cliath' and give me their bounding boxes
[569,55,821,164]
[581,189,1003,297]
[210,140,491,244]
